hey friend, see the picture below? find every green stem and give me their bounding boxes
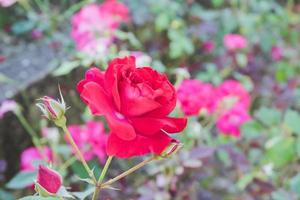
[61,125,97,183]
[102,156,156,188]
[58,156,77,172]
[92,156,113,200]
[15,112,49,161]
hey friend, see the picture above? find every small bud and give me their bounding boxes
[159,141,182,158]
[35,165,62,196]
[36,89,67,126]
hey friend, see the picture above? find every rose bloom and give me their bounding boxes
[216,104,251,137]
[67,121,108,162]
[202,40,215,54]
[271,45,283,61]
[77,56,187,158]
[223,34,247,51]
[0,0,17,7]
[71,0,129,55]
[177,79,215,116]
[215,80,250,111]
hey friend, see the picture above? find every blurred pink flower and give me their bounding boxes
[202,40,215,53]
[215,80,250,111]
[67,121,108,162]
[71,0,129,55]
[216,104,251,137]
[31,29,43,40]
[0,0,17,7]
[177,79,215,116]
[20,147,53,172]
[0,100,18,118]
[37,165,62,194]
[223,34,247,51]
[271,45,283,61]
[0,55,6,63]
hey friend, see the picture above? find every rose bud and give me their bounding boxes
[35,165,62,196]
[159,141,183,158]
[36,90,67,126]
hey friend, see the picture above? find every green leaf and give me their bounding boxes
[236,53,248,67]
[19,196,59,200]
[155,13,170,32]
[216,150,231,167]
[6,171,37,189]
[284,110,300,134]
[296,137,300,158]
[271,190,292,200]
[255,107,281,127]
[57,186,74,198]
[0,189,14,200]
[212,0,224,7]
[52,61,81,76]
[11,20,35,35]
[241,121,263,139]
[263,137,295,168]
[290,173,300,196]
[73,187,95,200]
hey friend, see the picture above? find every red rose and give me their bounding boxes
[77,56,187,158]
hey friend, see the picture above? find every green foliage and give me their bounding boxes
[6,171,37,189]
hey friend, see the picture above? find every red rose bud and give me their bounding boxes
[36,165,62,196]
[36,90,67,126]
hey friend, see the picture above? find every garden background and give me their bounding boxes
[1,0,300,199]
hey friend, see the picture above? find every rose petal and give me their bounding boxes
[105,56,136,111]
[77,67,105,94]
[130,117,187,135]
[106,131,173,158]
[37,165,62,194]
[80,82,113,115]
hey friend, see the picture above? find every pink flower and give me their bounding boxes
[67,121,108,162]
[71,0,129,55]
[0,55,6,63]
[215,80,250,111]
[31,29,43,40]
[36,166,62,194]
[216,104,251,137]
[202,40,215,53]
[0,0,17,7]
[0,100,18,119]
[271,45,283,61]
[177,79,215,116]
[20,147,53,172]
[223,34,247,51]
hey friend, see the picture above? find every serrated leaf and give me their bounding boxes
[72,187,95,200]
[6,171,37,189]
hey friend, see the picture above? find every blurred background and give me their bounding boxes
[1,0,300,199]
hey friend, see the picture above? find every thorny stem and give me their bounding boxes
[61,125,97,183]
[92,156,113,200]
[101,156,156,188]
